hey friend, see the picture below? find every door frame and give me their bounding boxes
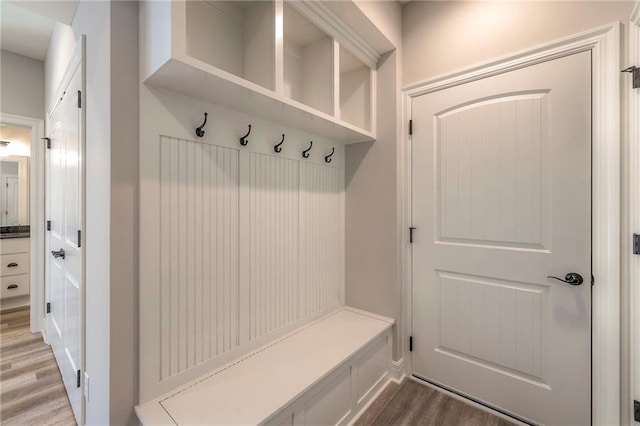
[401,23,622,424]
[0,112,46,336]
[628,3,640,425]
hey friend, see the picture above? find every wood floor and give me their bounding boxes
[0,307,516,426]
[0,307,76,426]
[357,379,517,426]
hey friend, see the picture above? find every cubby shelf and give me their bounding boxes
[142,0,393,144]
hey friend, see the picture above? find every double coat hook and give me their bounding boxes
[302,141,313,158]
[274,134,285,153]
[240,124,252,146]
[325,147,335,163]
[195,112,208,137]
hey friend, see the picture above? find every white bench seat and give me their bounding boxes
[135,307,395,425]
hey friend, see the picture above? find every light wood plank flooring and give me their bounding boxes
[357,379,517,426]
[0,307,75,426]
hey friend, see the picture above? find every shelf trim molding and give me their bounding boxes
[289,1,380,69]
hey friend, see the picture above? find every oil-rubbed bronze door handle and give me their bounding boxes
[547,273,583,286]
[51,249,65,260]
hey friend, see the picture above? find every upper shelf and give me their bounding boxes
[142,0,394,144]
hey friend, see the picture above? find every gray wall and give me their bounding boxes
[345,1,404,360]
[1,50,44,119]
[44,1,138,424]
[403,1,634,85]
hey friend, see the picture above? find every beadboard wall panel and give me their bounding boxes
[249,153,300,340]
[140,87,345,402]
[159,136,240,379]
[301,163,343,317]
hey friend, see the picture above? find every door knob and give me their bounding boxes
[547,272,583,286]
[51,249,65,260]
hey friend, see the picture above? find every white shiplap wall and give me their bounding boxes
[140,86,345,402]
[249,153,300,340]
[159,138,240,379]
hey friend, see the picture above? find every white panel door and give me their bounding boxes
[46,63,83,423]
[411,51,591,425]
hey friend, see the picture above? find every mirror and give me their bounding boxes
[0,156,29,226]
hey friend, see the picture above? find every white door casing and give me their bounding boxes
[0,113,45,336]
[45,45,84,424]
[411,51,591,425]
[629,3,640,425]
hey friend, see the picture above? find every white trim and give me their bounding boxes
[390,357,405,382]
[289,1,380,69]
[628,4,640,425]
[0,113,46,338]
[402,23,622,425]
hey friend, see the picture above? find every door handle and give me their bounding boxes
[547,272,583,286]
[51,249,65,260]
[7,262,18,268]
[7,284,18,290]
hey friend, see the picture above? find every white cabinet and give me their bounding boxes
[0,238,30,300]
[142,0,393,143]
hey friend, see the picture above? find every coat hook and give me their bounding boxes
[324,147,335,163]
[302,141,313,158]
[239,124,252,146]
[195,112,208,137]
[274,134,285,153]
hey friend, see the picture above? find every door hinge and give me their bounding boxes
[634,400,640,422]
[46,220,51,231]
[409,119,413,135]
[77,370,81,388]
[409,336,413,352]
[77,230,82,248]
[622,66,640,89]
[41,137,51,149]
[633,233,640,255]
[77,90,82,108]
[46,302,51,314]
[591,274,595,286]
[409,227,416,243]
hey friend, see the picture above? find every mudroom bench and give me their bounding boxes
[135,308,395,425]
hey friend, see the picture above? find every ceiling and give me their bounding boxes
[1,1,78,61]
[0,124,31,145]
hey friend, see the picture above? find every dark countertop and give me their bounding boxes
[0,226,30,239]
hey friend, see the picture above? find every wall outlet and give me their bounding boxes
[84,372,90,401]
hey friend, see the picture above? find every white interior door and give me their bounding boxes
[46,61,84,424]
[411,51,591,425]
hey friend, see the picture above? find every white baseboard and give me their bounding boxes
[390,357,405,382]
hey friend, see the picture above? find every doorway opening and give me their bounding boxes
[1,124,32,313]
